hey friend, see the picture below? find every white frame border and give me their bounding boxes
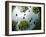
[9,2,44,35]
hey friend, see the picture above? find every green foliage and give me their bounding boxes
[20,6,28,12]
[32,7,40,14]
[18,20,29,30]
[12,21,18,31]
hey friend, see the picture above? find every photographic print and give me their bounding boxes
[12,6,41,31]
[5,1,45,36]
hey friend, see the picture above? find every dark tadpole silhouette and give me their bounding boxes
[28,10,30,12]
[16,14,18,16]
[24,14,26,16]
[29,20,31,22]
[34,21,35,24]
[23,17,25,19]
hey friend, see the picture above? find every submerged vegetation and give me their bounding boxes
[12,21,18,31]
[32,7,40,14]
[20,6,28,12]
[18,20,29,30]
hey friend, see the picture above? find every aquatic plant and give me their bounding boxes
[12,21,18,31]
[32,7,40,14]
[18,20,29,30]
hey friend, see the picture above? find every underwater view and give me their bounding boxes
[12,6,41,31]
